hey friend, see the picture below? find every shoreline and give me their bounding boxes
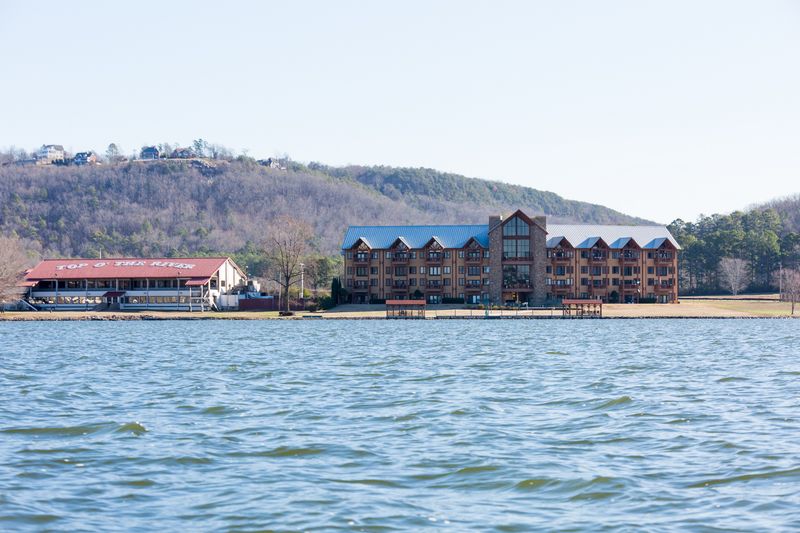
[1,295,795,321]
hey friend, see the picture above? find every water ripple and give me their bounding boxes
[1,319,799,530]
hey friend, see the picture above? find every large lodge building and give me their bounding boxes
[22,257,246,311]
[342,210,680,305]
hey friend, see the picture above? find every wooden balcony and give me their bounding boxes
[465,254,483,263]
[425,254,443,264]
[655,282,674,292]
[353,255,370,264]
[393,254,410,263]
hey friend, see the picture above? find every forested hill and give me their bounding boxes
[0,159,648,259]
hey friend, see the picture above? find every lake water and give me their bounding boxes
[1,319,799,531]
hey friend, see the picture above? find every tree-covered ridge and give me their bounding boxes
[0,159,648,262]
[312,164,651,225]
[668,199,800,294]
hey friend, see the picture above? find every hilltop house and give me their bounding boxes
[73,151,97,165]
[36,144,65,164]
[170,147,196,159]
[342,210,680,305]
[140,146,160,160]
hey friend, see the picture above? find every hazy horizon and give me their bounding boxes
[2,0,798,224]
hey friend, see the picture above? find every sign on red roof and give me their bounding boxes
[25,257,236,280]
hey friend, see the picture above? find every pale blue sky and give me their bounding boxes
[2,1,799,223]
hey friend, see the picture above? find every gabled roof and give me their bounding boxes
[349,236,372,249]
[546,236,573,248]
[576,236,603,249]
[642,237,676,250]
[608,237,642,249]
[424,236,445,248]
[390,236,411,249]
[24,257,243,281]
[547,224,681,250]
[342,225,489,249]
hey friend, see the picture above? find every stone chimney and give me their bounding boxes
[489,215,503,231]
[534,215,547,231]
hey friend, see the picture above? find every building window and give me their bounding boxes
[458,278,465,286]
[371,267,378,275]
[370,279,377,286]
[409,266,417,274]
[385,266,391,275]
[458,266,465,274]
[444,251,451,259]
[443,266,451,274]
[484,251,490,258]
[419,266,426,274]
[503,264,530,288]
[409,278,416,286]
[385,252,393,259]
[428,266,441,276]
[458,250,465,258]
[444,278,451,286]
[503,238,530,259]
[483,266,490,273]
[356,267,368,276]
[467,266,480,276]
[502,216,530,236]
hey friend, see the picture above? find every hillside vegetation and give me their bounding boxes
[0,159,647,260]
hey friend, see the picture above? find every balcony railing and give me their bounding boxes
[426,254,443,263]
[393,253,409,263]
[588,255,607,262]
[548,252,573,260]
[503,281,532,289]
[465,253,483,262]
[655,254,674,263]
[354,255,370,263]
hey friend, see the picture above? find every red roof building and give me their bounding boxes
[24,257,246,311]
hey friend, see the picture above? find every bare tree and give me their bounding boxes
[263,216,313,312]
[0,235,32,305]
[780,268,800,315]
[719,257,749,295]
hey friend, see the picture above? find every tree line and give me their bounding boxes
[668,200,800,294]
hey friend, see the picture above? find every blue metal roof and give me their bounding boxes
[343,222,680,250]
[342,225,489,250]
